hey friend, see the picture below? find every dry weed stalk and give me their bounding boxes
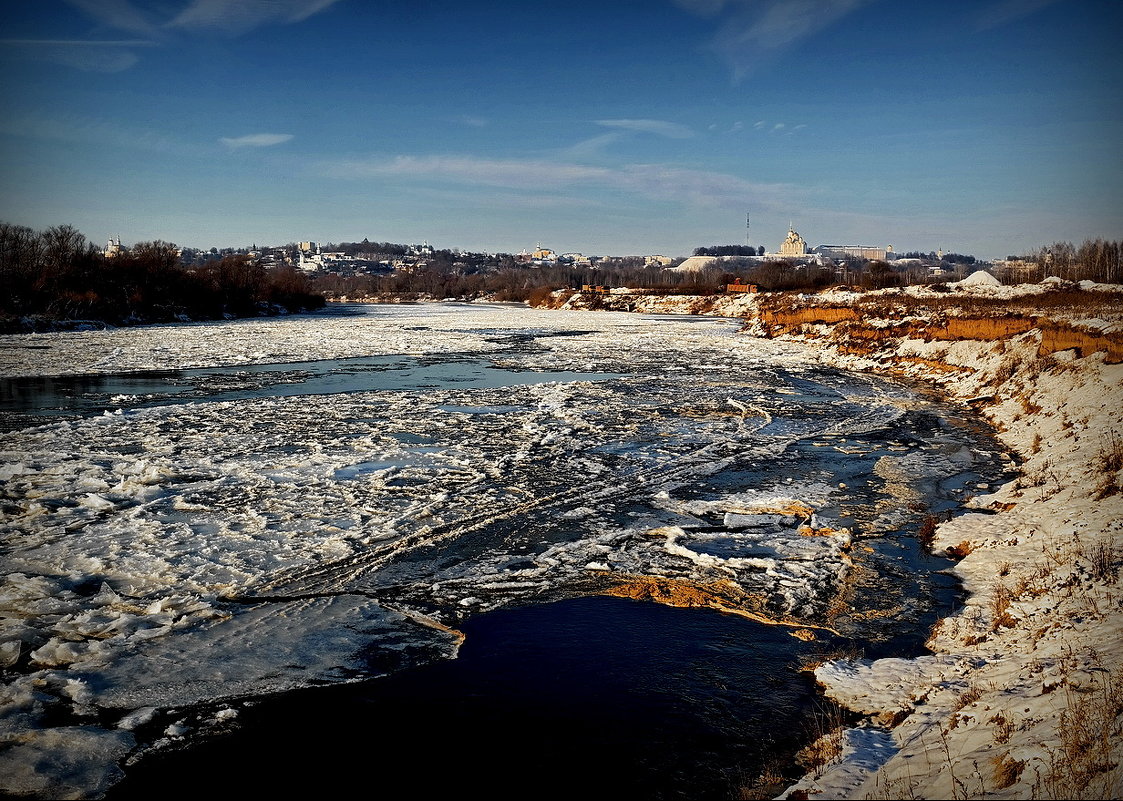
[795,702,847,778]
[1042,665,1123,799]
[991,583,1018,631]
[1095,429,1123,499]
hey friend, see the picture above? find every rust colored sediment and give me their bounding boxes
[757,307,1122,364]
[1036,319,1123,362]
[601,575,841,635]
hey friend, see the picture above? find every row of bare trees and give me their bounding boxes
[0,223,324,330]
[1017,239,1123,284]
[309,257,861,301]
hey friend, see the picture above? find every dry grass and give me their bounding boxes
[951,684,983,713]
[1089,541,1118,584]
[991,583,1018,631]
[853,287,1123,318]
[1095,430,1123,499]
[1042,664,1123,799]
[989,712,1015,744]
[917,515,940,550]
[795,702,847,778]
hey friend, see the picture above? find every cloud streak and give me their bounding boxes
[974,0,1062,31]
[42,0,344,72]
[220,133,295,148]
[63,0,162,37]
[1,38,159,73]
[0,110,206,158]
[168,0,345,35]
[674,0,875,80]
[318,153,797,210]
[595,119,695,139]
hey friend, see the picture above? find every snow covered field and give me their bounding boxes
[0,303,1007,798]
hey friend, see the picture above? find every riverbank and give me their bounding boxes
[537,280,1123,799]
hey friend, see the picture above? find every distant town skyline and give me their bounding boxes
[1,0,1120,261]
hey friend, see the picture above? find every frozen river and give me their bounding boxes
[0,303,1010,798]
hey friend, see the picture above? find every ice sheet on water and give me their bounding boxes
[71,596,461,710]
[0,304,1000,797]
[0,725,134,800]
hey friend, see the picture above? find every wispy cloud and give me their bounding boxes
[0,109,205,157]
[975,0,1062,31]
[40,0,343,72]
[0,38,158,72]
[318,153,797,210]
[674,0,875,80]
[168,0,344,35]
[63,0,162,37]
[595,119,695,139]
[220,133,294,148]
[749,120,806,134]
[565,132,627,158]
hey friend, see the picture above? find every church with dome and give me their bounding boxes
[768,225,890,263]
[777,226,808,257]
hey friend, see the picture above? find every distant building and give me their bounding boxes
[778,226,808,257]
[298,243,323,272]
[531,244,556,261]
[992,259,1041,283]
[299,241,317,253]
[813,244,891,261]
[104,236,124,258]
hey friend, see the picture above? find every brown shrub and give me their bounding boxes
[993,753,1024,788]
[946,540,974,559]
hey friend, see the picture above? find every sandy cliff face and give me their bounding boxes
[552,286,1123,365]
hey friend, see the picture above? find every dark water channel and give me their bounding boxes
[0,354,621,430]
[108,597,837,801]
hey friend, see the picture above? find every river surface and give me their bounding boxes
[0,303,1012,799]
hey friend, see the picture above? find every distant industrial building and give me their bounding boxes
[813,244,893,261]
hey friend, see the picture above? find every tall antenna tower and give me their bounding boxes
[745,212,751,247]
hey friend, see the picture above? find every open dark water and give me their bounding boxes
[0,354,620,429]
[107,597,838,801]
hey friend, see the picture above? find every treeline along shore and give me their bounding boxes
[0,223,324,332]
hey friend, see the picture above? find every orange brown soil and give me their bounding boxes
[758,306,1123,363]
[600,574,841,635]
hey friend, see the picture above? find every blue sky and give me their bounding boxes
[1,0,1120,259]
